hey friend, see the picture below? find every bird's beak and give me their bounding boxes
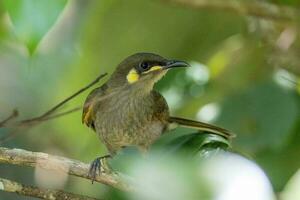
[164,60,190,70]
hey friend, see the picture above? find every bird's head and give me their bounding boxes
[109,53,189,90]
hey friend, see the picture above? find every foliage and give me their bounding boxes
[3,0,67,54]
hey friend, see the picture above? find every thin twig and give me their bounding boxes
[159,0,300,23]
[21,73,107,124]
[280,75,299,86]
[0,73,107,143]
[0,109,19,127]
[0,107,82,144]
[0,177,101,200]
[42,106,83,121]
[0,147,132,191]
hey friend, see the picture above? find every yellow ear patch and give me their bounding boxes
[127,69,140,84]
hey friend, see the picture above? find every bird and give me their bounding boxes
[82,52,233,180]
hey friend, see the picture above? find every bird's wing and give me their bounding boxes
[82,85,107,130]
[168,116,235,139]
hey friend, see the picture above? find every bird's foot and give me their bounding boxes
[88,155,111,183]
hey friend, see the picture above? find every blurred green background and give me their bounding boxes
[0,0,300,199]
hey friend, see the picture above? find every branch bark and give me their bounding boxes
[0,147,132,192]
[160,0,300,23]
[0,177,100,200]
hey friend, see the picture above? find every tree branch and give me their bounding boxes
[0,73,107,143]
[20,73,107,125]
[160,0,300,23]
[0,107,83,144]
[0,177,101,200]
[0,110,18,127]
[0,147,132,192]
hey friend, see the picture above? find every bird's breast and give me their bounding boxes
[94,91,168,153]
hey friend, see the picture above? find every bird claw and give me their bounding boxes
[88,155,111,184]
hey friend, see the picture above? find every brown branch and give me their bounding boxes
[41,106,82,121]
[160,0,300,23]
[0,177,101,200]
[0,107,82,144]
[20,73,107,124]
[0,73,107,143]
[0,109,19,127]
[0,147,132,192]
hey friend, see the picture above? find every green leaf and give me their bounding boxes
[217,81,298,152]
[151,130,230,156]
[256,119,300,191]
[110,130,230,173]
[3,0,67,54]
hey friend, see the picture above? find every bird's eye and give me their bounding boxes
[140,62,150,70]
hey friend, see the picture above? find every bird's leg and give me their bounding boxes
[88,155,111,183]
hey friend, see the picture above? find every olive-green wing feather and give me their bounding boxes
[82,85,107,130]
[168,117,235,139]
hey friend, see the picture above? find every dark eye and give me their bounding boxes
[140,62,150,70]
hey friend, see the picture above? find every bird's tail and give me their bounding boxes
[168,117,235,139]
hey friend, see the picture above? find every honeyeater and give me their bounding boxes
[82,52,233,179]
